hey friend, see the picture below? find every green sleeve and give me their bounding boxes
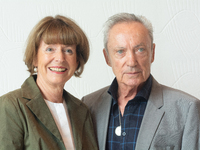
[0,95,24,150]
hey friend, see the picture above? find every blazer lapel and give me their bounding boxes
[21,76,63,142]
[136,78,165,150]
[64,91,84,150]
[96,89,112,150]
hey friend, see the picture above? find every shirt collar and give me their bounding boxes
[108,75,152,105]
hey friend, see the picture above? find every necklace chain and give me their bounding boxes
[118,107,121,127]
[115,106,122,136]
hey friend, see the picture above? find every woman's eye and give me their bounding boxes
[46,48,53,52]
[65,49,73,54]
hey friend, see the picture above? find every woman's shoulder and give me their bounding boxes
[0,88,24,116]
[0,88,30,112]
[0,88,22,102]
[63,90,89,110]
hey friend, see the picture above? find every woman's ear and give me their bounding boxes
[33,57,38,67]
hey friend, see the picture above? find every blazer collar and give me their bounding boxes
[96,77,165,150]
[136,77,165,150]
[95,87,112,150]
[21,76,86,149]
[21,76,63,142]
[63,90,85,150]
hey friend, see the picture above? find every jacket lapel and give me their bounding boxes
[136,78,165,150]
[63,91,84,150]
[96,89,112,150]
[21,76,63,141]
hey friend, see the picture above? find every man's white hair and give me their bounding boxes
[103,13,154,53]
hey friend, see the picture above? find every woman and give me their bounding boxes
[0,15,98,150]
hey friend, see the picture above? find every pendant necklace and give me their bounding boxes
[115,107,121,136]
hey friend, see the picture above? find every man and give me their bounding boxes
[82,13,200,150]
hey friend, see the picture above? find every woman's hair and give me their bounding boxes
[103,13,154,53]
[24,15,89,77]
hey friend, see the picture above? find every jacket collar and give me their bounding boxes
[63,90,85,149]
[21,75,85,149]
[135,77,165,150]
[21,75,63,142]
[96,77,164,150]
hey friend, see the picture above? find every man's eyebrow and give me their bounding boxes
[113,43,146,50]
[133,43,145,49]
[115,46,125,49]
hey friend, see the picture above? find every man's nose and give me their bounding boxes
[127,50,137,67]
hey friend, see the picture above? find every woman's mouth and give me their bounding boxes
[49,67,67,72]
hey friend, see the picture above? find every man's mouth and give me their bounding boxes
[126,71,140,74]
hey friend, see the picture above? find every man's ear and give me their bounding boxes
[103,49,111,67]
[151,43,155,63]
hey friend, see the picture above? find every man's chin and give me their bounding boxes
[124,79,145,88]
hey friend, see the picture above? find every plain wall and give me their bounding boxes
[0,0,200,99]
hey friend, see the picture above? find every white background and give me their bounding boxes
[0,0,200,99]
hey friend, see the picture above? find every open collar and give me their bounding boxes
[21,75,63,142]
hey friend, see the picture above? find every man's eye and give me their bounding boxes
[138,48,144,52]
[117,50,124,54]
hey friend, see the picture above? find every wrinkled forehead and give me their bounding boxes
[107,22,152,48]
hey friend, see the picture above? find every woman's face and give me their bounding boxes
[34,40,78,88]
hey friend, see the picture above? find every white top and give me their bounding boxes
[45,99,75,150]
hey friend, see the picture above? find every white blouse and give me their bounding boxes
[45,99,75,150]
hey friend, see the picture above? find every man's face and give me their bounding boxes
[104,22,155,90]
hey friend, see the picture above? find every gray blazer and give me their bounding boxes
[82,77,200,150]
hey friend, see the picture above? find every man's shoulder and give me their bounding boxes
[152,77,198,101]
[162,84,198,101]
[82,86,110,105]
[153,82,199,107]
[84,86,109,99]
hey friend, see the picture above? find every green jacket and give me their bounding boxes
[0,76,98,150]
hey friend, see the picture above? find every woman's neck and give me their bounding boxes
[36,78,64,103]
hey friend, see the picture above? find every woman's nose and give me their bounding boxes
[55,50,65,62]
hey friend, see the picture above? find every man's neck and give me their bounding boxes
[117,83,144,116]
